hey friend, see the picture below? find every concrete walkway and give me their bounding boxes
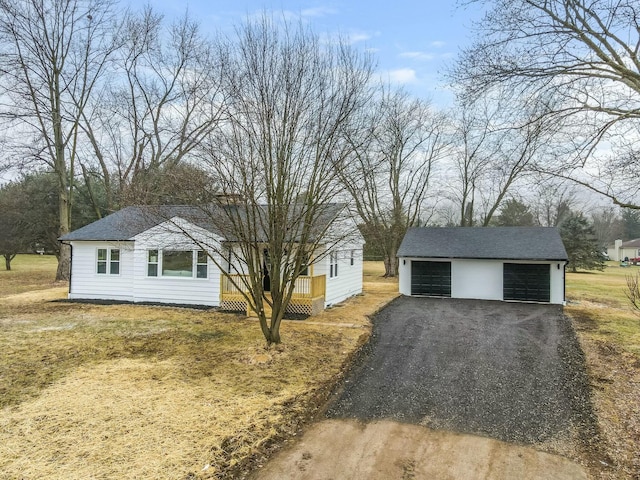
[253,419,588,480]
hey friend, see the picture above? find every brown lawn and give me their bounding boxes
[3,255,638,479]
[565,263,640,479]
[0,257,397,479]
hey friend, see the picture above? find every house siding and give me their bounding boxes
[68,219,223,307]
[321,247,363,306]
[132,220,222,306]
[65,212,365,314]
[399,257,566,305]
[69,241,135,301]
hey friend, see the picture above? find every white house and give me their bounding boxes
[59,204,363,316]
[397,227,568,305]
[607,238,640,262]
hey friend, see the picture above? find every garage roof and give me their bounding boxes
[397,227,568,261]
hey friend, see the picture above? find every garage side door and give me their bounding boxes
[503,263,550,302]
[411,261,451,297]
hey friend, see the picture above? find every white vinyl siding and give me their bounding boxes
[67,213,366,312]
[321,247,363,307]
[132,220,221,306]
[131,248,220,306]
[69,242,134,301]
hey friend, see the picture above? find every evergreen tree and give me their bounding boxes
[495,199,535,226]
[621,209,640,240]
[560,213,606,273]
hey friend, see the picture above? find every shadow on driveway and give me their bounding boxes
[326,296,597,444]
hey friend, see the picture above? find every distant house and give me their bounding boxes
[606,239,640,262]
[397,227,568,305]
[59,204,363,315]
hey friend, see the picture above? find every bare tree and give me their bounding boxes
[342,86,448,276]
[449,92,554,226]
[190,16,373,345]
[531,179,578,227]
[449,97,497,226]
[80,7,225,210]
[0,0,119,280]
[591,207,623,249]
[452,0,640,209]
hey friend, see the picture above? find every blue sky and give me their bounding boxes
[130,1,485,106]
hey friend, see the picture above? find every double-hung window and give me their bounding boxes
[196,250,208,278]
[329,251,338,278]
[147,250,159,276]
[97,248,120,275]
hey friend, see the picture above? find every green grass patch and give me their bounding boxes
[566,263,640,356]
[0,254,58,296]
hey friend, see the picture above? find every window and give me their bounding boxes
[97,248,107,274]
[196,250,208,279]
[330,251,338,278]
[110,249,120,274]
[146,249,208,279]
[97,248,119,275]
[147,250,158,277]
[162,250,193,277]
[300,253,310,276]
[350,250,355,266]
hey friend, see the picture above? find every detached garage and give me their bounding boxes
[398,227,568,305]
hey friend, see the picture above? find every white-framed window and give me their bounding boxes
[146,249,208,279]
[299,253,310,276]
[147,249,159,276]
[196,250,208,279]
[329,251,338,278]
[97,248,120,275]
[350,249,355,266]
[162,250,193,277]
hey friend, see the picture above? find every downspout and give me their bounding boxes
[563,262,566,306]
[66,242,73,295]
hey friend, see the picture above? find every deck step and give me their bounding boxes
[247,294,273,317]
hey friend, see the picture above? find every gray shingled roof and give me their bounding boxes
[59,206,219,241]
[397,227,568,261]
[621,238,640,248]
[60,203,346,242]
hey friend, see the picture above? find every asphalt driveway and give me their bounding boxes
[326,296,597,444]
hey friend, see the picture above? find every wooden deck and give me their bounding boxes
[220,274,326,316]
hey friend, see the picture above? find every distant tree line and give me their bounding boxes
[2,0,640,284]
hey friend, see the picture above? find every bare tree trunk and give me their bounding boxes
[56,187,71,280]
[383,251,399,277]
[4,254,13,271]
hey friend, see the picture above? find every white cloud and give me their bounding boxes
[347,31,373,44]
[430,41,446,48]
[400,51,435,61]
[388,68,418,84]
[300,7,337,17]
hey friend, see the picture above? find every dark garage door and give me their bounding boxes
[411,261,451,297]
[503,263,550,302]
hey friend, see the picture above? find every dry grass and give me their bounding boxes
[0,261,397,479]
[0,254,60,296]
[565,263,640,478]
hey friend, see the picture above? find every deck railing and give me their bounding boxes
[221,274,326,299]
